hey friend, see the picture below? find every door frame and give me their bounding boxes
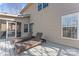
[6,21,17,39]
[16,22,21,37]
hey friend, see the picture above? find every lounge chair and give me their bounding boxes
[14,32,43,54]
[12,32,33,45]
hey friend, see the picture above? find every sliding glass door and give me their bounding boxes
[17,22,21,37]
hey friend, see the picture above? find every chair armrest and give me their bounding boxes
[41,39,46,43]
[32,36,35,38]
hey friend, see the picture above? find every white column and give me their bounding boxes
[28,17,30,33]
[15,22,17,38]
[28,23,30,32]
[6,21,8,39]
[77,13,79,39]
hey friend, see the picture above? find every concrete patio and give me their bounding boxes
[0,39,79,56]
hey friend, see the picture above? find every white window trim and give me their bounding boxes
[61,13,79,40]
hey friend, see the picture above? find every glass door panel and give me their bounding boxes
[17,22,21,37]
[7,22,16,38]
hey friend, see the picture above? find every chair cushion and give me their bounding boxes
[15,39,42,54]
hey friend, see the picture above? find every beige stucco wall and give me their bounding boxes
[15,18,29,37]
[21,3,79,48]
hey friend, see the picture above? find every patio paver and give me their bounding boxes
[0,39,79,56]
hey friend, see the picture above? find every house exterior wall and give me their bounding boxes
[15,18,29,37]
[21,3,79,48]
[0,16,29,38]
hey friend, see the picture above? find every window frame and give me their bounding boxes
[38,3,48,11]
[38,3,42,11]
[43,3,48,8]
[24,24,28,33]
[61,13,78,40]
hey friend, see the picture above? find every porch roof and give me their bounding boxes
[0,13,30,18]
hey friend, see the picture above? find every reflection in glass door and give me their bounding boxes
[7,21,16,38]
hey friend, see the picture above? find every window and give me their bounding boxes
[29,23,33,32]
[43,3,48,8]
[61,14,78,39]
[38,3,48,11]
[24,24,28,32]
[38,3,42,11]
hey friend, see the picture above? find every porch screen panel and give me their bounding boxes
[0,20,6,39]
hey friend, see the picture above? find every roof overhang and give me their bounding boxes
[20,3,34,14]
[0,13,18,17]
[0,13,30,18]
